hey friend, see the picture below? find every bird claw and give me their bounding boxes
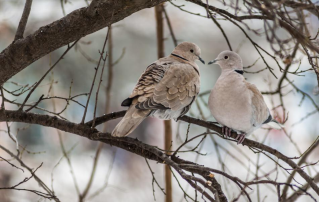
[222,126,233,138]
[235,134,246,145]
[228,128,232,137]
[222,127,245,145]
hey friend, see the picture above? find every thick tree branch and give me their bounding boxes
[0,0,167,86]
[0,109,318,197]
[0,110,163,162]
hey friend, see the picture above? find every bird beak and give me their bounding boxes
[198,56,205,64]
[208,58,222,65]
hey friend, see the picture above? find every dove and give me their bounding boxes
[112,42,205,137]
[208,50,282,144]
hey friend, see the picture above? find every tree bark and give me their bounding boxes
[0,0,166,86]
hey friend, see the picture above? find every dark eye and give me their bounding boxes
[224,56,229,59]
[190,49,194,53]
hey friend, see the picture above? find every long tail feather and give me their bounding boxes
[111,106,150,137]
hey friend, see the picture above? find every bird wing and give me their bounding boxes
[123,62,200,115]
[245,81,271,126]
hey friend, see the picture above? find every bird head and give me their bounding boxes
[172,42,205,64]
[208,50,243,71]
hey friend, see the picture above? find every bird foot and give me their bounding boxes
[221,126,233,138]
[235,133,246,145]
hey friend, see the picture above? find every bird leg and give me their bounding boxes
[222,126,233,138]
[227,127,232,137]
[221,127,246,144]
[235,133,246,145]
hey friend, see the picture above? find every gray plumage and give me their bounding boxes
[112,42,204,137]
[208,51,282,144]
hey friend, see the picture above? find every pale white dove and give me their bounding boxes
[208,51,282,144]
[112,42,205,137]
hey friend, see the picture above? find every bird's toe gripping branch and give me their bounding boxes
[235,133,246,145]
[222,126,233,138]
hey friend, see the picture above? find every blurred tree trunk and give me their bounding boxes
[155,4,173,202]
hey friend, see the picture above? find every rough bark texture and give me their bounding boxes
[0,109,163,162]
[0,109,318,197]
[0,0,166,85]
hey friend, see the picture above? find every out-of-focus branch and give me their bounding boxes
[281,137,319,200]
[50,80,81,198]
[274,0,319,16]
[163,7,178,47]
[286,173,319,202]
[14,0,33,41]
[104,25,113,119]
[81,24,113,202]
[0,145,59,201]
[207,11,232,51]
[79,142,103,202]
[187,0,319,53]
[155,4,173,202]
[18,40,79,111]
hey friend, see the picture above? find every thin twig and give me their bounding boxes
[14,0,33,41]
[19,40,79,111]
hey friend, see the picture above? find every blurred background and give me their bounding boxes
[0,0,318,201]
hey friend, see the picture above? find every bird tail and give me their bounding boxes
[267,119,284,130]
[112,105,150,137]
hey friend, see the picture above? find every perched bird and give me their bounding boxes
[112,42,205,137]
[208,51,282,144]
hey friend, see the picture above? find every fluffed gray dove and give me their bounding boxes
[112,42,205,137]
[208,50,282,144]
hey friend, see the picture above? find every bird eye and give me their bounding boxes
[190,49,194,53]
[224,56,229,59]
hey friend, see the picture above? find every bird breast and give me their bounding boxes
[209,74,253,133]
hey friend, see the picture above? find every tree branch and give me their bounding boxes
[0,0,167,86]
[178,116,319,196]
[14,0,33,41]
[0,109,318,197]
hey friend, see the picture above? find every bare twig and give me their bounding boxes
[19,40,79,111]
[0,145,59,201]
[79,143,103,201]
[91,27,111,127]
[14,0,33,41]
[163,7,178,47]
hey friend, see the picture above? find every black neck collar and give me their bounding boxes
[171,53,189,62]
[171,53,199,75]
[235,70,244,75]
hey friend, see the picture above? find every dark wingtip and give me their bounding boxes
[121,98,133,107]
